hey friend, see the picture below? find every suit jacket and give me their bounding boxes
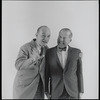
[45,46,84,98]
[13,39,48,99]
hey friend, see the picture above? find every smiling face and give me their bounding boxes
[36,26,51,47]
[57,28,72,48]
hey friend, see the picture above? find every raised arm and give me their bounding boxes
[15,45,39,70]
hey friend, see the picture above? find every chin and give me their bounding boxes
[42,43,47,46]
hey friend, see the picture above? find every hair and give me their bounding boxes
[37,25,49,33]
[59,28,73,38]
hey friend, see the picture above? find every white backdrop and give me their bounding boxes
[2,1,98,99]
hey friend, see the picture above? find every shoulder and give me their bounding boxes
[20,40,34,51]
[46,46,56,53]
[70,46,83,58]
[70,46,81,53]
[20,42,30,50]
[45,46,56,56]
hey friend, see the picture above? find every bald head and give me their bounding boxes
[37,25,50,34]
[57,28,73,48]
[36,25,51,47]
[59,28,73,38]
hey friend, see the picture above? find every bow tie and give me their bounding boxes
[58,47,66,52]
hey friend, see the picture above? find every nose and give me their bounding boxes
[43,37,49,42]
[60,38,64,42]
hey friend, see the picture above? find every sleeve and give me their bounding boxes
[77,51,84,93]
[45,50,51,93]
[15,45,37,70]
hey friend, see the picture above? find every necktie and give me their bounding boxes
[39,47,44,56]
[38,47,44,69]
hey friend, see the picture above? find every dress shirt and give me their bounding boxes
[57,46,69,69]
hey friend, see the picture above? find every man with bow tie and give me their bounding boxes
[45,28,84,99]
[13,25,51,99]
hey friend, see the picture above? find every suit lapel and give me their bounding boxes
[54,46,63,70]
[49,46,72,71]
[64,46,72,71]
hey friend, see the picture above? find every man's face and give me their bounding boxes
[58,30,72,48]
[36,27,51,46]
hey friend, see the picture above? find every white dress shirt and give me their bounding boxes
[57,46,69,69]
[62,46,68,68]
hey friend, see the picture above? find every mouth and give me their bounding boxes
[59,42,64,45]
[42,40,47,44]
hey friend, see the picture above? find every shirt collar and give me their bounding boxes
[32,39,42,50]
[66,45,69,52]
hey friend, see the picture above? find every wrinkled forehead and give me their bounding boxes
[59,30,72,37]
[39,27,51,35]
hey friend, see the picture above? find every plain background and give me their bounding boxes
[2,1,98,99]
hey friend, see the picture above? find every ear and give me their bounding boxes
[35,32,38,37]
[70,39,72,42]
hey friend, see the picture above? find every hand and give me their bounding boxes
[30,48,40,61]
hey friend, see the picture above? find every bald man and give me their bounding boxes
[45,28,84,99]
[13,25,51,99]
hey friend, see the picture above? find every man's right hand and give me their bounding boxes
[30,48,40,61]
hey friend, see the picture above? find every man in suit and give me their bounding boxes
[13,25,51,99]
[45,28,84,99]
